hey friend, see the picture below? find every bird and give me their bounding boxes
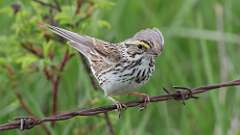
[48,25,164,111]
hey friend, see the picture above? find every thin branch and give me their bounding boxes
[75,2,95,26]
[21,42,44,58]
[15,92,35,116]
[43,67,53,81]
[51,50,73,126]
[53,0,61,12]
[0,79,239,132]
[75,0,84,15]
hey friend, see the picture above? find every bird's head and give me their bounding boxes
[123,28,164,60]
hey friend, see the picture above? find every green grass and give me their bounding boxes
[0,0,240,135]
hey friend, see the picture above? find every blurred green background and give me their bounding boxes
[0,0,240,135]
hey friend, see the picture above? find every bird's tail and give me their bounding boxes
[47,25,95,57]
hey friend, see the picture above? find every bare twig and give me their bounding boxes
[75,2,95,26]
[15,92,35,116]
[43,67,53,81]
[0,79,239,132]
[75,0,84,15]
[21,42,44,58]
[51,50,73,126]
[53,0,61,12]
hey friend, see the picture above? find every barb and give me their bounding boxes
[0,79,239,132]
[15,92,51,135]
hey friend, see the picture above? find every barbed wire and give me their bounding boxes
[0,79,239,132]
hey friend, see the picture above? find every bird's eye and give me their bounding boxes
[137,45,144,49]
[125,40,150,49]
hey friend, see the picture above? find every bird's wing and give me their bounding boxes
[88,42,122,76]
[48,25,122,74]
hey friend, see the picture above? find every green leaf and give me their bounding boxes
[16,55,38,68]
[37,59,51,70]
[0,6,12,15]
[0,57,6,65]
[94,0,115,9]
[97,20,111,29]
[43,41,53,58]
[55,6,75,25]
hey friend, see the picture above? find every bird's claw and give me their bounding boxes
[114,102,127,118]
[138,95,150,111]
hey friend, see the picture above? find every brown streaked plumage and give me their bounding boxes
[48,25,164,111]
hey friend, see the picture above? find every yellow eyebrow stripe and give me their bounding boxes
[139,41,150,49]
[125,40,150,49]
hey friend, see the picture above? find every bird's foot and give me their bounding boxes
[128,92,151,111]
[107,96,127,118]
[138,95,150,111]
[114,102,127,118]
[115,102,127,112]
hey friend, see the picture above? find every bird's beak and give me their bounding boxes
[147,46,163,56]
[147,50,159,56]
